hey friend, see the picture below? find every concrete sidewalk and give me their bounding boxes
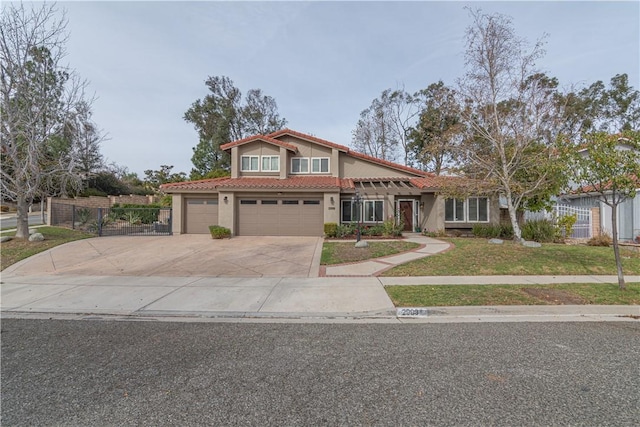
[2,273,638,323]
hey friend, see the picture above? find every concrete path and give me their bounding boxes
[323,234,451,276]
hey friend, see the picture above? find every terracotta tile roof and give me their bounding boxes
[216,176,342,189]
[160,177,230,191]
[162,176,343,191]
[268,128,434,178]
[219,135,298,152]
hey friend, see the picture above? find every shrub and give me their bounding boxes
[324,222,338,238]
[382,218,404,237]
[521,219,556,243]
[0,205,10,213]
[336,223,356,238]
[556,214,577,239]
[160,195,172,207]
[587,234,612,247]
[473,224,500,238]
[209,225,232,239]
[362,225,385,236]
[110,203,162,224]
[76,207,93,225]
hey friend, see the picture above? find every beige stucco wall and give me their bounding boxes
[172,194,183,234]
[421,193,444,232]
[323,192,340,224]
[339,154,414,178]
[217,191,235,234]
[237,142,280,177]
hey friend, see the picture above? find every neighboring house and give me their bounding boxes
[161,129,499,236]
[558,140,640,242]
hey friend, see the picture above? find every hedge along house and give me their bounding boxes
[161,129,500,236]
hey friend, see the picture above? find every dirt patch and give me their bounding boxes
[522,288,587,305]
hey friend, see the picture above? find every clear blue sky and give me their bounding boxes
[53,0,640,177]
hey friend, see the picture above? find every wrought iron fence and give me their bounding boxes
[50,203,172,236]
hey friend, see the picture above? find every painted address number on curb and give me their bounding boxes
[397,308,428,317]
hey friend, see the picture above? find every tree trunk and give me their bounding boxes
[15,194,30,239]
[506,195,522,241]
[610,204,626,290]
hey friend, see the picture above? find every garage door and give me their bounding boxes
[238,198,323,236]
[185,198,218,234]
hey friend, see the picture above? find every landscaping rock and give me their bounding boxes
[28,233,44,242]
[522,240,541,248]
[488,238,504,244]
[0,236,12,243]
[355,240,369,248]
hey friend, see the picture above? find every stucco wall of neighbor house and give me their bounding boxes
[324,192,340,224]
[172,194,183,234]
[339,154,414,179]
[218,191,235,234]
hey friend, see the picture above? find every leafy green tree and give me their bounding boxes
[569,131,640,290]
[456,10,567,241]
[409,81,462,174]
[1,3,97,239]
[184,76,286,179]
[560,74,640,142]
[143,165,187,192]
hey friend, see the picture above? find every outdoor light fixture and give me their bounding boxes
[224,196,228,202]
[330,196,334,203]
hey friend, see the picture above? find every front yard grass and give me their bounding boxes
[382,238,640,276]
[321,241,421,265]
[386,283,640,306]
[1,226,94,270]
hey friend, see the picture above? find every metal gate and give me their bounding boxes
[50,203,172,236]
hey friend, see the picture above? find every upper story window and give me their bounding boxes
[261,156,280,172]
[241,155,259,172]
[291,158,309,174]
[445,197,489,222]
[241,155,279,172]
[292,157,329,174]
[312,158,330,173]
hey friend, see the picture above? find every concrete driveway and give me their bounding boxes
[3,235,324,278]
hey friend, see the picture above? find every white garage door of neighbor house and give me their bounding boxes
[185,198,219,234]
[238,198,323,236]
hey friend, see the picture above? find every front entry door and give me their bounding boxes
[399,201,413,232]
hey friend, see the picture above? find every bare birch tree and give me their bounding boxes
[1,2,94,238]
[457,9,566,241]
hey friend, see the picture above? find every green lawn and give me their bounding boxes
[386,283,640,307]
[382,238,640,276]
[321,241,421,265]
[1,226,94,270]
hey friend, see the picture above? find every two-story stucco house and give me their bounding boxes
[161,129,499,236]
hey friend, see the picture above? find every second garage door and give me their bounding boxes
[238,198,323,236]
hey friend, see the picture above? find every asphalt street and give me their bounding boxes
[2,320,639,426]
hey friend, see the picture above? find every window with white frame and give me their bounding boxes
[311,158,330,173]
[445,197,489,222]
[241,155,259,172]
[261,156,279,172]
[291,158,309,173]
[363,200,384,222]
